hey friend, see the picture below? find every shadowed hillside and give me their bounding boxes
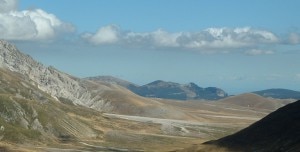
[197,100,300,152]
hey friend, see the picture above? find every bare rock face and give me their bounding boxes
[0,40,106,110]
[0,126,4,140]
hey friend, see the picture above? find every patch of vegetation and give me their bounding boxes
[36,109,51,127]
[14,98,34,115]
[19,90,33,100]
[0,95,17,120]
[103,131,198,151]
[58,97,74,105]
[0,146,9,152]
[58,134,75,143]
[0,117,41,143]
[200,126,239,139]
[34,102,64,131]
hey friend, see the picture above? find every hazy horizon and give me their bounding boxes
[1,0,300,94]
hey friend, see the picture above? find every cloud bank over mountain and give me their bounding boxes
[83,25,279,51]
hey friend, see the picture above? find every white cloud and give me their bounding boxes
[244,49,274,56]
[151,29,181,47]
[83,25,279,52]
[84,25,120,45]
[197,27,278,48]
[0,0,74,41]
[0,0,17,13]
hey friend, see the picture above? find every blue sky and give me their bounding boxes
[1,0,300,94]
[19,0,300,33]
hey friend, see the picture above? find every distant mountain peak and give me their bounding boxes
[185,82,200,88]
[86,77,228,100]
[131,79,227,100]
[253,88,300,99]
[147,80,166,85]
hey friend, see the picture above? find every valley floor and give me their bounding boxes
[0,102,271,152]
[0,93,294,152]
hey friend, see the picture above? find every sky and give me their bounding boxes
[0,0,300,94]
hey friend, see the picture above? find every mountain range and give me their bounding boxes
[0,40,204,151]
[86,76,300,100]
[0,40,183,118]
[86,76,228,100]
[0,40,299,151]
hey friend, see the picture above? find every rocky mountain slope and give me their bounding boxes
[0,68,99,144]
[87,77,228,100]
[253,88,300,99]
[0,40,200,151]
[0,40,295,151]
[0,68,193,151]
[85,75,138,89]
[0,40,185,118]
[0,40,105,108]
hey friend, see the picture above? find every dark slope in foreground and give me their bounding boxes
[205,100,300,152]
[253,88,300,99]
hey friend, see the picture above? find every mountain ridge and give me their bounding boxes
[85,75,138,88]
[0,40,110,110]
[85,75,300,101]
[86,77,228,100]
[0,40,165,115]
[218,93,293,110]
[253,88,300,99]
[0,40,297,151]
[0,40,193,118]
